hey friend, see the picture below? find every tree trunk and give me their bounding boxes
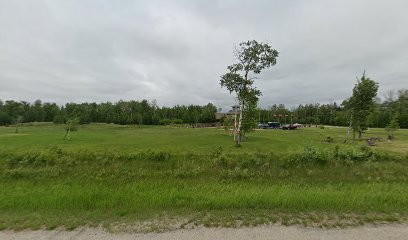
[352,129,356,141]
[64,129,71,140]
[236,70,250,146]
[233,109,238,142]
[345,113,352,143]
[358,128,362,140]
[236,102,244,146]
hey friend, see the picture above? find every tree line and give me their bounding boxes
[257,89,408,129]
[0,99,217,126]
[1,89,407,129]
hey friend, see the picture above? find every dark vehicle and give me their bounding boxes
[281,124,298,130]
[268,122,280,129]
[258,123,269,129]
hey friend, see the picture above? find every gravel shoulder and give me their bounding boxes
[1,224,408,240]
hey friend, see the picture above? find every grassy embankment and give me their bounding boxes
[0,124,407,230]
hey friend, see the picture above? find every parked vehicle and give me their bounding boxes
[281,124,298,130]
[268,122,280,129]
[258,123,269,129]
[258,122,298,130]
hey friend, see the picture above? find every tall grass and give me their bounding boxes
[0,144,407,229]
[1,125,408,229]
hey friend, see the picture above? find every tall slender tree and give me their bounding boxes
[64,118,80,141]
[344,72,379,141]
[220,40,279,146]
[385,114,399,141]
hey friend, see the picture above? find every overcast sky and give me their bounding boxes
[0,0,407,110]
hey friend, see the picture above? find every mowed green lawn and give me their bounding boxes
[0,124,407,230]
[1,123,406,153]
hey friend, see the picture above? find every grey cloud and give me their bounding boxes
[0,0,407,111]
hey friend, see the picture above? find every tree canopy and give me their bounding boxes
[0,100,217,126]
[343,72,379,140]
[220,40,279,146]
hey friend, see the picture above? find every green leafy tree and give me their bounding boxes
[0,111,12,126]
[344,72,379,141]
[220,40,279,146]
[241,96,259,134]
[13,116,23,133]
[385,114,399,141]
[396,90,408,129]
[64,118,80,141]
[222,116,233,135]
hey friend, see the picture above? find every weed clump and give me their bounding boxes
[283,144,327,168]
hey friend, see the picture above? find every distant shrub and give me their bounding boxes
[159,119,172,125]
[159,119,183,125]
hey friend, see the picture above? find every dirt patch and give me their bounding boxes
[1,224,408,240]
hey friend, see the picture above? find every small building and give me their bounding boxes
[215,112,226,120]
[230,105,240,113]
[215,105,240,120]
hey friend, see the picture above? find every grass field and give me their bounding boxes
[1,124,407,153]
[0,124,407,230]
